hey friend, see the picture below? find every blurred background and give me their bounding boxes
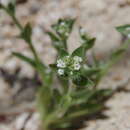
[0,0,130,130]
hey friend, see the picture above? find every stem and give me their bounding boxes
[95,39,130,85]
[1,5,49,86]
[67,80,73,95]
[40,123,50,130]
[1,5,22,30]
[64,39,68,50]
[12,15,23,31]
[44,89,73,127]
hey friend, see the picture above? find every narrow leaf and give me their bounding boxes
[7,2,15,15]
[116,24,130,36]
[84,38,96,50]
[0,4,3,9]
[72,75,88,86]
[47,31,60,41]
[59,49,69,58]
[13,52,36,67]
[71,46,84,57]
[110,39,130,65]
[12,52,45,69]
[21,23,32,43]
[47,31,64,50]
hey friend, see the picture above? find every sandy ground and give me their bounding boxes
[0,0,130,130]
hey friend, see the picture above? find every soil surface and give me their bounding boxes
[0,0,130,130]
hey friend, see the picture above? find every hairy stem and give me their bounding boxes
[1,5,50,86]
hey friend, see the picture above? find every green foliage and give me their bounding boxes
[71,46,84,57]
[1,2,130,130]
[48,18,75,50]
[12,52,46,71]
[12,52,37,68]
[21,23,32,43]
[59,49,69,58]
[7,2,15,15]
[52,18,75,39]
[47,32,64,51]
[116,24,130,36]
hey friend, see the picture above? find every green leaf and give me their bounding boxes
[21,23,32,43]
[7,2,15,15]
[72,75,88,86]
[111,49,125,61]
[109,39,130,68]
[12,52,37,67]
[12,52,46,69]
[71,38,96,58]
[90,39,130,84]
[47,31,64,50]
[84,38,96,50]
[91,89,113,99]
[79,27,96,50]
[79,27,90,41]
[0,4,3,9]
[13,52,53,85]
[53,101,102,129]
[71,89,95,105]
[59,49,69,58]
[81,67,101,77]
[71,46,84,57]
[116,24,130,36]
[47,31,59,41]
[65,103,102,121]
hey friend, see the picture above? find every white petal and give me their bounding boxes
[58,69,64,75]
[74,63,81,70]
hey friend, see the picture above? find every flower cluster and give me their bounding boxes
[53,21,70,38]
[57,56,83,76]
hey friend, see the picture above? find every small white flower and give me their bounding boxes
[74,63,81,70]
[58,69,64,75]
[57,59,66,68]
[60,22,65,26]
[73,56,82,63]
